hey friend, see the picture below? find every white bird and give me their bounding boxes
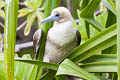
[33,7,81,63]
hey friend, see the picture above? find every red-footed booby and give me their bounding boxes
[33,7,81,63]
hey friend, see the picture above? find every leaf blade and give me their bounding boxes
[67,24,116,62]
[56,59,101,80]
[15,59,58,70]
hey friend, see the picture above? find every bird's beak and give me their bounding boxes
[40,14,59,24]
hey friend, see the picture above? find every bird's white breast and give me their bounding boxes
[48,21,76,46]
[44,21,76,63]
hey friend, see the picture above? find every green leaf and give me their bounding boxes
[102,0,116,15]
[15,59,58,70]
[24,12,36,36]
[82,54,116,63]
[36,11,43,22]
[68,0,80,18]
[79,54,117,72]
[73,35,116,63]
[39,70,56,80]
[36,11,43,27]
[28,65,38,80]
[34,0,60,79]
[105,10,116,28]
[51,0,60,9]
[0,59,6,80]
[77,10,88,41]
[80,0,90,9]
[102,10,116,54]
[0,0,4,8]
[83,18,105,31]
[24,0,42,9]
[85,21,90,38]
[14,61,33,80]
[4,0,19,79]
[67,24,116,62]
[80,61,117,72]
[56,59,101,80]
[18,8,33,18]
[116,0,120,79]
[78,4,90,38]
[102,45,117,54]
[80,0,101,18]
[80,0,105,31]
[24,1,34,9]
[0,54,36,80]
[0,9,5,18]
[95,11,108,27]
[34,0,53,80]
[28,0,54,79]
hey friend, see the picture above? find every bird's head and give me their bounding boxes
[40,7,73,23]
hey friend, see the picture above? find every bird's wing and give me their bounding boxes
[33,29,42,59]
[75,28,81,46]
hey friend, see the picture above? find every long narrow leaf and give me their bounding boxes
[80,61,117,72]
[15,59,58,70]
[4,0,18,80]
[24,12,36,36]
[116,0,120,79]
[84,18,105,31]
[32,0,60,80]
[82,54,116,63]
[15,55,117,73]
[67,24,116,62]
[29,65,38,80]
[80,0,104,31]
[73,35,116,63]
[29,0,53,79]
[56,59,100,80]
[102,0,116,15]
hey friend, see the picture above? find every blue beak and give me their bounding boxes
[40,14,59,24]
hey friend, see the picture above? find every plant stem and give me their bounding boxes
[116,0,120,79]
[4,0,18,80]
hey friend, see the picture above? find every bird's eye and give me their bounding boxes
[55,14,59,17]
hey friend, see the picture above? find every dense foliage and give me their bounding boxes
[0,0,119,80]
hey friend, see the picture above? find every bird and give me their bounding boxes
[33,7,81,63]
